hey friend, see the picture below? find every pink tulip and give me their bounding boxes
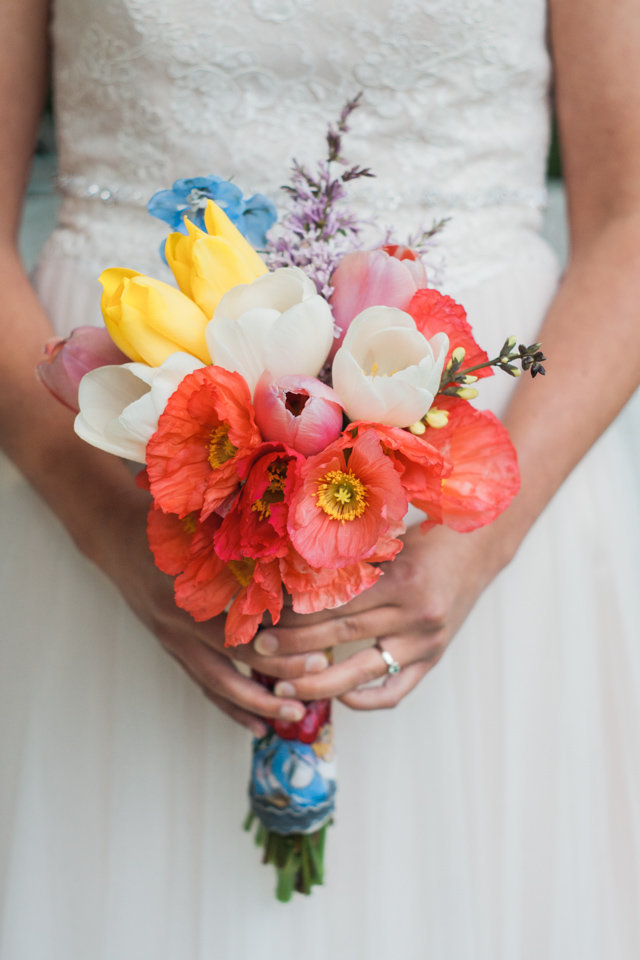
[36,326,128,412]
[254,372,344,456]
[329,246,427,359]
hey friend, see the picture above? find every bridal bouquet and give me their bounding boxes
[38,97,544,901]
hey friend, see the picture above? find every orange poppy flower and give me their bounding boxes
[407,288,492,379]
[177,544,283,646]
[146,365,262,520]
[214,443,303,562]
[288,428,407,569]
[280,545,381,614]
[345,420,450,523]
[416,396,520,532]
[147,503,283,646]
[146,504,204,575]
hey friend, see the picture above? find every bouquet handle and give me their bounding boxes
[246,671,336,901]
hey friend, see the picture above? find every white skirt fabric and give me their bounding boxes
[1,244,640,960]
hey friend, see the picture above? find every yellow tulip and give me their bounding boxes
[100,268,211,366]
[165,200,268,319]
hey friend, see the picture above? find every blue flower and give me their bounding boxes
[148,175,277,250]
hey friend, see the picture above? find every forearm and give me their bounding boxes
[0,248,147,565]
[480,214,640,569]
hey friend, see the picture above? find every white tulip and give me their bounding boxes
[74,352,204,461]
[205,267,334,395]
[331,306,449,427]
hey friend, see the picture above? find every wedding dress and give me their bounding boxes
[2,1,639,957]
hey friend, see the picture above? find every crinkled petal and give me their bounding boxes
[421,396,520,531]
[282,549,382,613]
[146,506,196,576]
[408,288,492,379]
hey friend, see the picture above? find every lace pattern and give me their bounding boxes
[47,0,553,290]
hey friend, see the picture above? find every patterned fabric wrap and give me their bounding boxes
[249,724,337,836]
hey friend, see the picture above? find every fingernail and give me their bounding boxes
[255,632,278,655]
[305,653,328,673]
[249,721,267,738]
[279,703,305,722]
[274,681,296,698]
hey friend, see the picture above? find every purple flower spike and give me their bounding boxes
[265,97,374,297]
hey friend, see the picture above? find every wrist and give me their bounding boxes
[73,469,151,573]
[465,502,530,585]
[19,427,150,572]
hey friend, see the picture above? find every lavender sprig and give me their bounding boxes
[266,94,374,298]
[405,218,450,255]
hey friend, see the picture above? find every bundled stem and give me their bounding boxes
[244,813,329,902]
[246,672,336,901]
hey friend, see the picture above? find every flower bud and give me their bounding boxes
[100,268,211,366]
[408,420,427,435]
[208,268,334,394]
[254,372,344,456]
[332,307,449,427]
[425,407,450,429]
[457,386,479,400]
[165,200,268,318]
[329,247,427,359]
[36,326,128,412]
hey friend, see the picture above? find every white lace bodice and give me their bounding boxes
[46,0,554,291]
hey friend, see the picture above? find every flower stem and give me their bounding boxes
[244,818,330,902]
[438,340,546,393]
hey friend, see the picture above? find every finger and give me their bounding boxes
[199,687,269,738]
[169,635,307,724]
[254,605,407,657]
[242,649,331,679]
[269,633,443,702]
[203,633,331,680]
[270,643,390,701]
[340,660,433,710]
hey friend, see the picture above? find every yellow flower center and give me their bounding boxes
[368,360,398,377]
[251,460,288,521]
[227,558,256,587]
[316,469,368,522]
[182,513,198,535]
[208,424,237,469]
[251,500,271,522]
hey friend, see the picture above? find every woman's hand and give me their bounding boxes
[91,484,312,738]
[246,522,505,710]
[241,0,640,716]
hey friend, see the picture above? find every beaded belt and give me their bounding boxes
[57,173,547,213]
